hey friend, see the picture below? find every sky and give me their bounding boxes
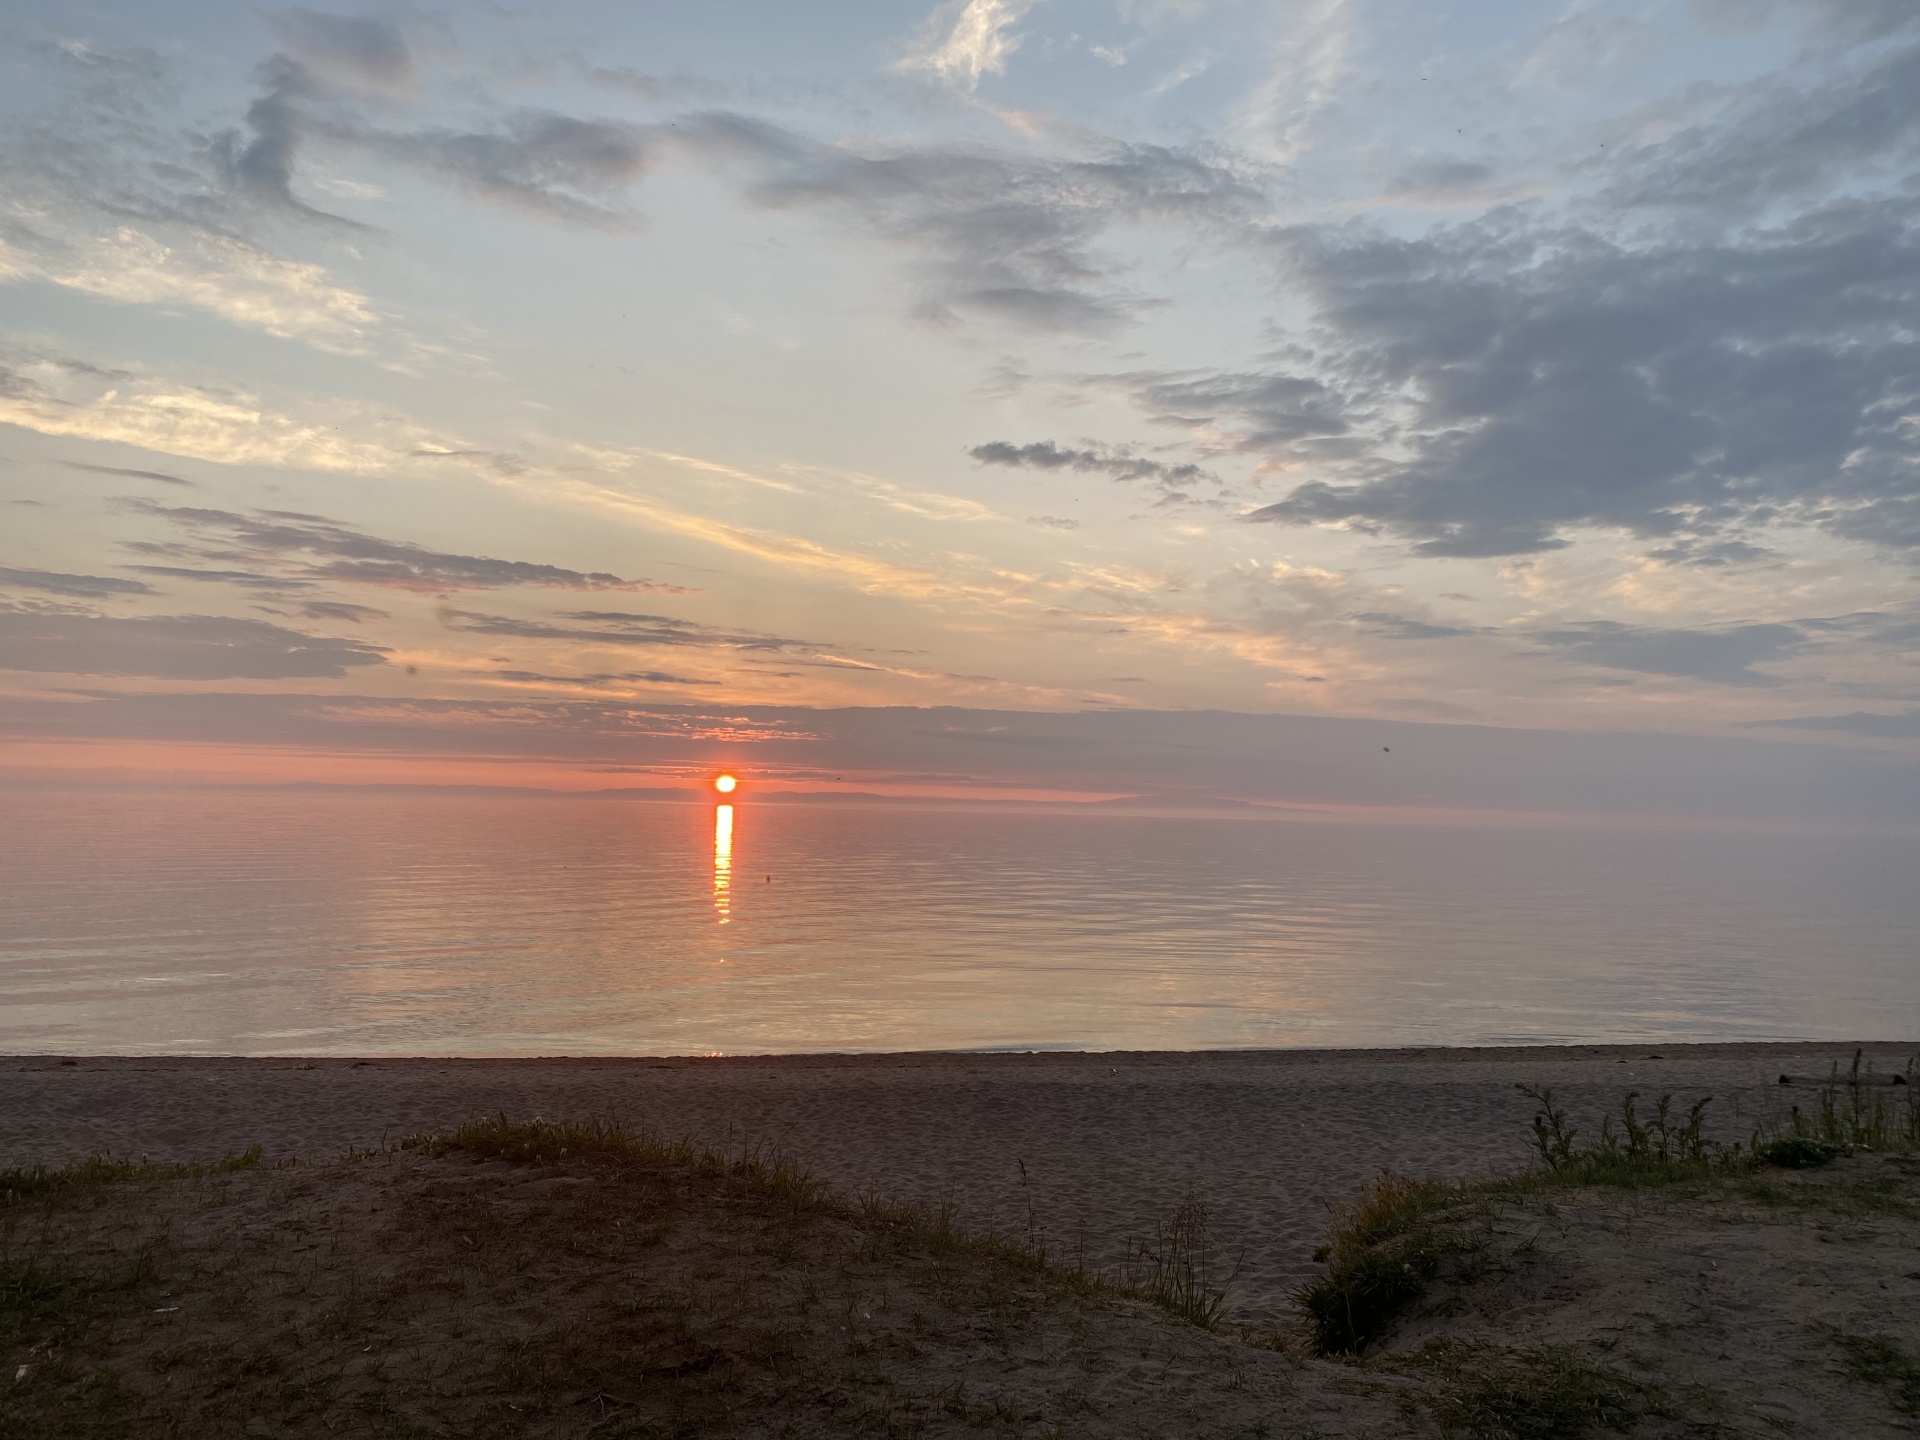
[2,0,1919,816]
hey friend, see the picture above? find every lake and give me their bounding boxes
[2,787,1916,1054]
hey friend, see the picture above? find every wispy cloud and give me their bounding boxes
[970,439,1211,488]
[443,608,815,652]
[122,501,691,596]
[0,610,387,679]
[899,0,1046,90]
[0,565,152,599]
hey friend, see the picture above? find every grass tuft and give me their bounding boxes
[1296,1172,1479,1356]
[1410,1339,1666,1440]
[0,1147,262,1206]
[1127,1192,1231,1328]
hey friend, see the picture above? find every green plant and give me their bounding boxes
[1296,1172,1478,1356]
[1128,1193,1229,1329]
[1769,1051,1920,1156]
[1753,1137,1841,1169]
[1515,1087,1747,1188]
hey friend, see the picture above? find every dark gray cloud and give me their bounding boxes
[1351,612,1476,640]
[1107,369,1351,452]
[353,114,656,227]
[215,50,1256,328]
[970,440,1209,486]
[0,611,387,678]
[1751,708,1920,738]
[268,11,413,93]
[1601,35,1920,214]
[1531,621,1807,685]
[288,600,388,623]
[490,668,719,688]
[122,501,687,594]
[1644,538,1776,568]
[703,119,1256,330]
[0,566,153,598]
[59,461,196,487]
[216,55,350,221]
[1240,197,1920,557]
[446,609,811,652]
[1381,159,1498,204]
[128,565,311,590]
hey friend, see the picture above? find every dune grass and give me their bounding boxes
[1300,1057,1920,1360]
[0,1148,262,1205]
[1400,1339,1668,1440]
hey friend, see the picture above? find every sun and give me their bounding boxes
[713,773,738,795]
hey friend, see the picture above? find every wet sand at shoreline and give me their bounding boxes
[4,1041,1914,1321]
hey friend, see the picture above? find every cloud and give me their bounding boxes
[0,351,413,472]
[1240,197,1920,557]
[0,566,153,598]
[351,114,657,228]
[680,115,1257,331]
[287,600,388,623]
[490,668,720,688]
[212,55,1255,330]
[1751,708,1920,738]
[1105,368,1350,452]
[1515,13,1667,91]
[1378,159,1515,208]
[0,611,387,678]
[127,565,309,590]
[1530,621,1806,686]
[970,439,1210,486]
[123,501,690,594]
[0,226,380,344]
[59,460,195,487]
[1350,611,1475,640]
[268,11,413,93]
[444,609,813,652]
[900,0,1045,90]
[1601,36,1920,214]
[217,55,354,222]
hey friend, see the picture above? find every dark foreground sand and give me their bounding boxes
[6,1041,1913,1323]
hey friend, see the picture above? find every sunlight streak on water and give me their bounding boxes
[713,804,733,925]
[0,788,1916,1054]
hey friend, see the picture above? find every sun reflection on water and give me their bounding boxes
[713,803,733,924]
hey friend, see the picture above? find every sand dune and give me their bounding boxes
[5,1042,1911,1323]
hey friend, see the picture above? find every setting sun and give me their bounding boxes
[713,774,738,795]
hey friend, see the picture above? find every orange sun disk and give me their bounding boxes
[713,773,738,795]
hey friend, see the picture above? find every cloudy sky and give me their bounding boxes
[2,0,1918,809]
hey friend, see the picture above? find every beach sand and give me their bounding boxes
[6,1041,1912,1323]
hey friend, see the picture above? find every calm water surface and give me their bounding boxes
[2,788,1916,1053]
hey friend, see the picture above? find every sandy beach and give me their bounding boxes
[6,1041,1912,1323]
